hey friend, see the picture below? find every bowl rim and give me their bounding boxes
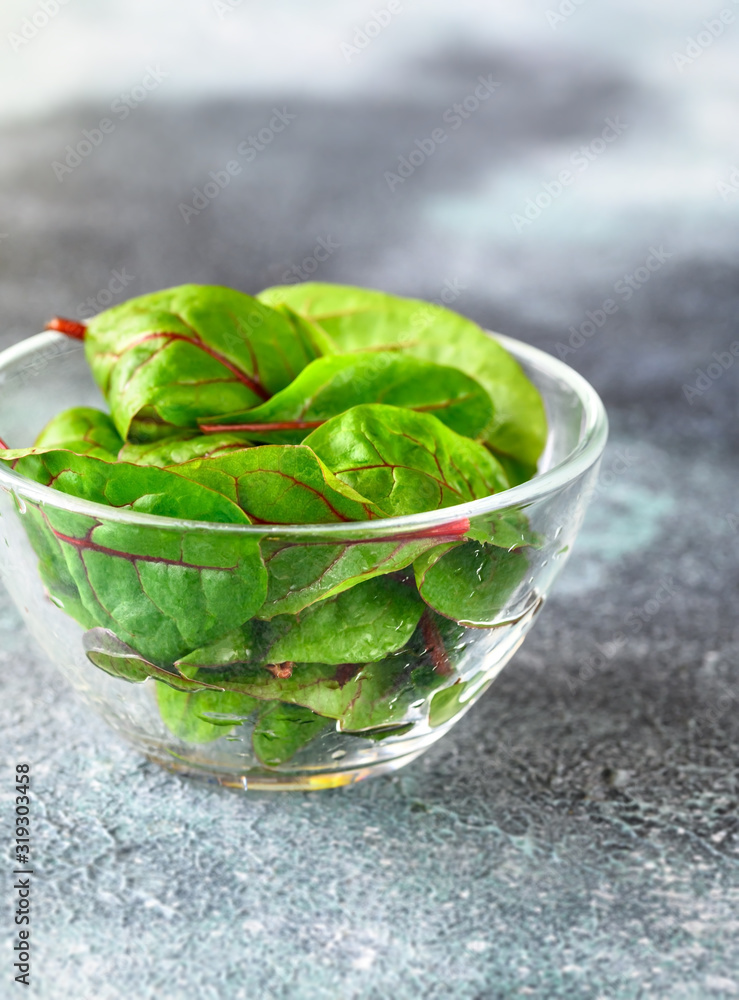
[0,330,609,536]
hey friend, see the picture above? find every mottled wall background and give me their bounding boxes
[1,3,738,999]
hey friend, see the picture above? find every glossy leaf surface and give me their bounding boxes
[252,701,332,765]
[84,284,331,440]
[304,404,509,516]
[163,446,385,523]
[156,683,260,744]
[177,577,424,668]
[119,431,253,467]
[34,407,123,460]
[1,450,267,663]
[200,351,494,443]
[414,540,530,627]
[259,282,547,466]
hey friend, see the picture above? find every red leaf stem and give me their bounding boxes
[420,610,453,677]
[201,419,325,434]
[45,317,87,340]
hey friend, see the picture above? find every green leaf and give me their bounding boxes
[258,528,461,617]
[414,540,530,627]
[1,450,268,663]
[428,675,488,728]
[162,445,385,523]
[252,701,332,766]
[176,612,465,736]
[22,503,98,630]
[303,404,509,516]
[177,657,445,733]
[84,284,331,441]
[266,577,424,663]
[83,628,225,691]
[1,448,253,522]
[272,302,338,357]
[259,282,547,466]
[177,577,425,667]
[34,407,123,460]
[119,431,253,467]
[493,451,537,489]
[199,351,494,443]
[156,682,260,744]
[478,509,543,551]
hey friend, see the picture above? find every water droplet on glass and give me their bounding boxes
[332,749,346,759]
[16,496,27,514]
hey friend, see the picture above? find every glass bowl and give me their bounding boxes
[0,331,607,791]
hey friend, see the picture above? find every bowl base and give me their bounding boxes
[144,747,426,792]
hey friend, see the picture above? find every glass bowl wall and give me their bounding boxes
[0,332,607,790]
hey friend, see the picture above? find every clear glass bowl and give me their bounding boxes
[0,331,608,790]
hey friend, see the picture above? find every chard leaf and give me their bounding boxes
[177,577,424,667]
[428,675,488,727]
[1,450,268,664]
[34,407,123,460]
[119,431,252,467]
[464,508,542,552]
[163,445,385,523]
[259,282,547,467]
[272,302,337,357]
[23,503,98,630]
[83,284,330,441]
[304,404,509,516]
[1,449,252,522]
[266,577,424,663]
[258,526,465,617]
[177,658,445,733]
[494,452,538,489]
[83,628,225,691]
[414,540,530,627]
[252,701,332,765]
[199,351,494,443]
[156,683,260,744]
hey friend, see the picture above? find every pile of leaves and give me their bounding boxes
[0,283,547,766]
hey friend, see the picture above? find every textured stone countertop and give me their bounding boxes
[0,3,738,997]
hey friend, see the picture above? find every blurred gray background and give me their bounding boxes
[1,2,738,998]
